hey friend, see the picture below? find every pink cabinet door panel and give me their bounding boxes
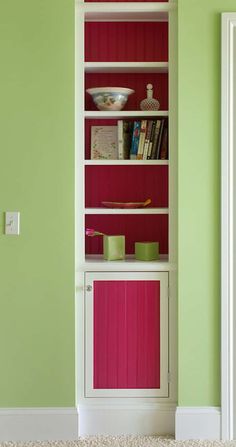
[85,272,169,398]
[94,280,160,389]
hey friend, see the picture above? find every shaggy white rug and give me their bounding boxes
[1,436,236,447]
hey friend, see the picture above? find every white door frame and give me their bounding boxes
[221,12,236,440]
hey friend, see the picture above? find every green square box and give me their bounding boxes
[103,235,125,261]
[135,241,159,261]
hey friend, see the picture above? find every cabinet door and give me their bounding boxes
[85,271,169,398]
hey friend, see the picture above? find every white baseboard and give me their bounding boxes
[79,403,176,436]
[0,407,78,441]
[175,406,221,440]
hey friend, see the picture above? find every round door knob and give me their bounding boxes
[86,285,92,292]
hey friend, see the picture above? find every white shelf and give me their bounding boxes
[84,110,168,119]
[84,62,168,73]
[81,2,176,22]
[78,255,177,272]
[85,159,169,165]
[84,207,168,214]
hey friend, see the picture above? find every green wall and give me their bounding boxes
[0,0,75,406]
[178,0,236,406]
[1,0,236,410]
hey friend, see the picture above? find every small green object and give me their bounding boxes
[103,235,125,261]
[135,242,159,261]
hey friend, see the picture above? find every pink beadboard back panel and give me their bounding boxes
[93,280,160,389]
[85,165,168,208]
[85,214,168,254]
[85,22,168,62]
[85,73,168,111]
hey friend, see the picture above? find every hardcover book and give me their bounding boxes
[156,119,165,159]
[91,126,118,159]
[130,121,141,159]
[118,120,133,160]
[159,125,168,160]
[143,120,153,160]
[147,120,157,159]
[150,120,161,159]
[137,120,147,159]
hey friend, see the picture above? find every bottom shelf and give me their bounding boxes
[78,254,176,272]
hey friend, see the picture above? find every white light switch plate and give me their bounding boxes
[5,211,20,235]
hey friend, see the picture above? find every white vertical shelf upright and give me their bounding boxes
[75,0,85,411]
[168,0,178,406]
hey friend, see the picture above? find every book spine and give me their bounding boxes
[130,121,141,159]
[143,120,153,160]
[159,124,168,160]
[123,121,133,159]
[151,120,161,159]
[147,120,157,159]
[137,120,147,159]
[117,120,123,160]
[156,119,165,159]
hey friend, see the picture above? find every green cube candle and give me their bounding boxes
[135,242,159,261]
[103,235,125,261]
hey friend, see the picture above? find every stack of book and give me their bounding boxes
[90,120,168,160]
[118,119,168,160]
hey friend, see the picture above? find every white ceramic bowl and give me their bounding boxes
[86,87,135,111]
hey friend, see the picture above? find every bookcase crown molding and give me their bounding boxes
[76,2,177,22]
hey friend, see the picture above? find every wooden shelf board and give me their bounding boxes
[84,159,169,165]
[84,207,169,214]
[77,254,177,272]
[84,110,168,119]
[84,62,168,73]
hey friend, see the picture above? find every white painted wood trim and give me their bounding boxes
[75,0,86,408]
[85,271,169,398]
[84,111,168,119]
[0,408,78,441]
[85,160,169,165]
[168,7,177,266]
[84,208,169,215]
[81,1,177,12]
[79,403,176,436]
[79,3,177,22]
[85,62,168,73]
[167,3,178,408]
[76,256,177,273]
[175,407,221,440]
[75,0,85,271]
[221,13,236,441]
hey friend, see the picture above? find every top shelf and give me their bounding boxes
[78,2,176,22]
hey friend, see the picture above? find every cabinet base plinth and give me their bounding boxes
[78,404,176,436]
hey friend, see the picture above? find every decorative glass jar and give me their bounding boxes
[140,84,160,111]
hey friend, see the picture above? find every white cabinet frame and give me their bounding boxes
[85,271,169,398]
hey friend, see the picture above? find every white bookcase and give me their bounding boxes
[75,0,177,436]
